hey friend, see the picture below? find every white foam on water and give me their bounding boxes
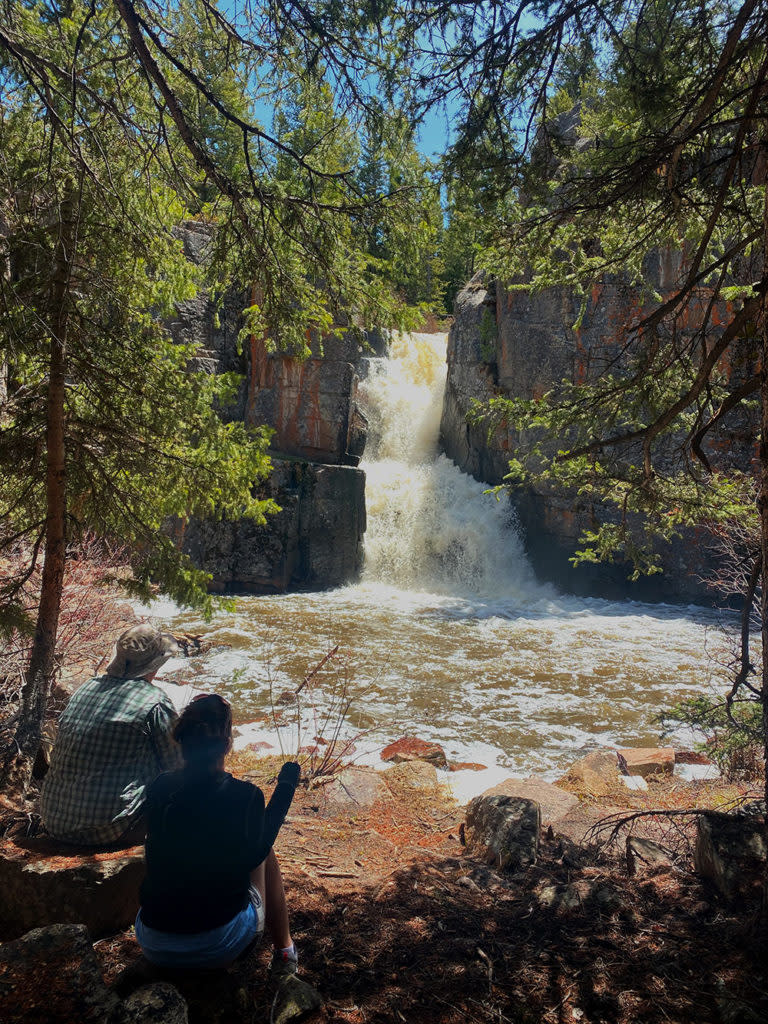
[359,332,550,602]
[141,332,735,778]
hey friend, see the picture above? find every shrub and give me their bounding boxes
[0,536,136,709]
[661,694,764,781]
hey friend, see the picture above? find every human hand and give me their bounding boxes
[277,761,301,787]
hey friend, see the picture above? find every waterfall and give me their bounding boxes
[158,331,726,779]
[358,332,543,601]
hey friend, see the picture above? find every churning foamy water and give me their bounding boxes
[359,332,546,600]
[153,332,732,788]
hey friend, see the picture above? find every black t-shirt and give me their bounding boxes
[139,768,295,933]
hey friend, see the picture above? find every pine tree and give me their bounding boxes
[408,0,768,807]
[0,0,420,789]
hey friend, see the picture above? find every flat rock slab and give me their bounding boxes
[482,777,579,825]
[0,837,144,940]
[315,767,387,818]
[0,924,120,1023]
[617,746,675,777]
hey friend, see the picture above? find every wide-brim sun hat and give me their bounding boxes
[106,624,180,679]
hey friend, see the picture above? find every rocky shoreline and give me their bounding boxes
[1,740,765,1023]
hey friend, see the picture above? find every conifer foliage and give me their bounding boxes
[0,0,420,788]
[414,0,768,800]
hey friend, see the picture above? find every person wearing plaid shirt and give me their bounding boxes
[40,624,184,847]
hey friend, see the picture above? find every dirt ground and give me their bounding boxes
[80,760,768,1024]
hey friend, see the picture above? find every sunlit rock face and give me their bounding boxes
[440,272,756,604]
[169,222,368,591]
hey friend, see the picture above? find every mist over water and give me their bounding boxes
[157,332,731,782]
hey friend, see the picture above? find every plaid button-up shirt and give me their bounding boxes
[41,675,183,845]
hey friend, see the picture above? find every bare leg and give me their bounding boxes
[250,848,292,950]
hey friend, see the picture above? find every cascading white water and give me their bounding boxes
[155,331,730,787]
[358,333,544,600]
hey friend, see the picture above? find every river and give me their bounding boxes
[153,332,730,791]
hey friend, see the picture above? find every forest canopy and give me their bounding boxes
[1,0,767,797]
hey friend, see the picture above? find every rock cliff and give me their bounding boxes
[440,270,753,603]
[172,222,367,591]
[179,458,365,593]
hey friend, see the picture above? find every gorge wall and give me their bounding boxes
[439,268,754,604]
[172,222,367,592]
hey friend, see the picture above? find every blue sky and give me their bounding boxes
[222,0,455,159]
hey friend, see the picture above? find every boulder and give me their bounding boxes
[0,923,119,1023]
[555,750,620,798]
[626,837,677,875]
[119,965,251,1024]
[270,975,323,1024]
[694,803,767,898]
[617,747,675,778]
[123,983,189,1024]
[317,767,387,818]
[0,837,144,940]
[482,776,578,825]
[380,737,448,768]
[464,795,540,872]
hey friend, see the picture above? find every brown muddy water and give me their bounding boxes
[149,334,731,794]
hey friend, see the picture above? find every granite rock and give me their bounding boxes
[270,975,323,1024]
[482,776,579,825]
[380,737,448,768]
[694,803,767,898]
[555,750,620,799]
[384,760,440,791]
[465,795,540,872]
[317,767,388,818]
[0,838,144,941]
[0,924,119,1023]
[122,983,189,1024]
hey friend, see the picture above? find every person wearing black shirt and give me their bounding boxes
[135,693,301,973]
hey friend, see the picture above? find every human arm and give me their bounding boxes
[250,761,300,865]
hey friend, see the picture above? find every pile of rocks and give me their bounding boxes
[379,735,766,899]
[0,923,321,1024]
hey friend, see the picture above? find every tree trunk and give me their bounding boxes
[760,181,768,906]
[2,194,76,794]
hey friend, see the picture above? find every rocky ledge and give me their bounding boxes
[178,458,366,592]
